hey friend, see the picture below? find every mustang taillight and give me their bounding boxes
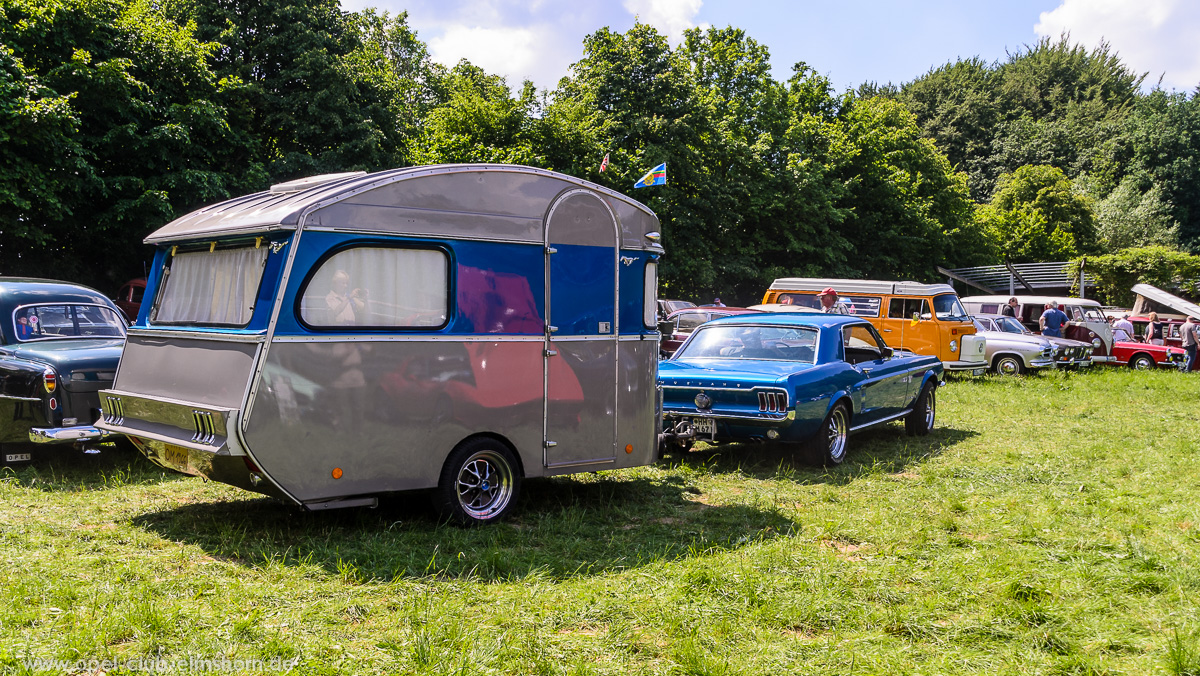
[758,391,788,413]
[42,368,57,393]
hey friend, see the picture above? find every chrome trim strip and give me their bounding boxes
[29,426,111,443]
[0,393,40,402]
[661,384,786,392]
[663,409,795,422]
[128,328,266,343]
[303,225,540,246]
[268,334,547,344]
[545,456,617,469]
[849,409,911,432]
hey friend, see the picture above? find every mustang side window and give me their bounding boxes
[300,247,448,328]
[842,324,885,364]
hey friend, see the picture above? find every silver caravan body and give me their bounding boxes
[98,165,663,521]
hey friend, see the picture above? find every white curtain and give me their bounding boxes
[300,248,448,327]
[156,247,268,325]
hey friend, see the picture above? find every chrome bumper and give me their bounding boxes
[29,426,112,444]
[1030,358,1056,368]
[1091,355,1116,363]
[943,360,988,373]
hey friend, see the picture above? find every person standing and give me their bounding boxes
[816,287,851,315]
[1040,301,1069,338]
[1000,297,1019,317]
[1113,314,1135,338]
[711,297,726,307]
[1182,316,1198,371]
[1147,312,1165,346]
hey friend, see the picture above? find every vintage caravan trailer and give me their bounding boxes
[97,165,664,524]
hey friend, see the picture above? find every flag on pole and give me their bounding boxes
[599,153,609,172]
[633,162,666,188]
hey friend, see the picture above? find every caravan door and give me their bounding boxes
[543,191,619,469]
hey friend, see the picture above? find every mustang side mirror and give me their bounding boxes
[881,347,893,359]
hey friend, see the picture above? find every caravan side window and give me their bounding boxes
[300,247,449,328]
[643,262,657,328]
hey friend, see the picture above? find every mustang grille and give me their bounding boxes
[103,396,125,425]
[757,391,788,413]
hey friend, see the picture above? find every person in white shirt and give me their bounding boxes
[1113,314,1134,338]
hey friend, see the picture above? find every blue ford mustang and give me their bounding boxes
[659,313,944,464]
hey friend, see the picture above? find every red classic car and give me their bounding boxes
[660,306,761,356]
[112,278,146,323]
[1127,315,1187,349]
[1110,327,1187,370]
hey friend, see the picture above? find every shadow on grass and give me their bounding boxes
[132,470,797,583]
[0,441,187,490]
[669,425,979,485]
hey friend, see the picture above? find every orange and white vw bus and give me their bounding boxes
[763,278,987,374]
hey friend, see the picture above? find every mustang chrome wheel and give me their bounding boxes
[825,405,848,463]
[923,386,936,429]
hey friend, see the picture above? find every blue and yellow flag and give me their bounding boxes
[633,163,666,189]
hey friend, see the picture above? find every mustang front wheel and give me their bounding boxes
[435,438,520,526]
[905,381,936,437]
[1130,354,1154,370]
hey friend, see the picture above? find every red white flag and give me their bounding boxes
[600,153,609,172]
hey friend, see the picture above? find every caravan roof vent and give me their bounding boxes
[270,172,367,195]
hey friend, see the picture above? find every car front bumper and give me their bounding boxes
[29,426,112,444]
[943,360,988,375]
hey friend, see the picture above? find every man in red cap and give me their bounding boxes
[817,287,850,315]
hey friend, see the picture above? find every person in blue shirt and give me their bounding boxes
[1039,301,1070,338]
[15,315,33,340]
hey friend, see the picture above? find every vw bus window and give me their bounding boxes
[888,298,928,319]
[644,262,657,328]
[155,246,269,326]
[932,294,969,321]
[300,247,448,328]
[841,295,881,317]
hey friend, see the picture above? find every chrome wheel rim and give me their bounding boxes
[826,407,848,462]
[1133,356,1152,370]
[455,450,513,520]
[997,358,1020,376]
[924,388,936,429]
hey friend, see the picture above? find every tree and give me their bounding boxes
[1075,246,1200,307]
[980,164,1098,262]
[0,0,254,288]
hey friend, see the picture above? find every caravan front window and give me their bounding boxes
[154,246,269,326]
[300,247,448,328]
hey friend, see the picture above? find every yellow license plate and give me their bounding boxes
[162,444,190,472]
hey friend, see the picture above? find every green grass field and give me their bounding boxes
[3,367,1200,675]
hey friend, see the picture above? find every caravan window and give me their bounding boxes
[154,246,269,326]
[300,247,448,328]
[644,262,657,328]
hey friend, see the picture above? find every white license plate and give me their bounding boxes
[5,453,31,462]
[692,417,716,435]
[972,368,986,376]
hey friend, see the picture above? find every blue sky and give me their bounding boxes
[338,0,1200,94]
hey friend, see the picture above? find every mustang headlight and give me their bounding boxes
[1091,337,1102,349]
[949,340,958,353]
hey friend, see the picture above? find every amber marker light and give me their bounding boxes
[332,468,343,479]
[625,444,633,454]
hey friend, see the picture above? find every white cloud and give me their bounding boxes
[1035,0,1200,90]
[427,25,553,86]
[621,0,704,41]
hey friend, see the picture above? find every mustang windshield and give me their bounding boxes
[14,305,126,342]
[932,294,969,321]
[677,324,819,363]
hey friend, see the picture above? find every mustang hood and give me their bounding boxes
[660,358,811,385]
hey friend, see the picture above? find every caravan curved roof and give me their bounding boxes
[145,164,660,250]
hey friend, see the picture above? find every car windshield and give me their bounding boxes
[971,318,994,332]
[1082,308,1105,322]
[932,294,969,321]
[997,317,1031,334]
[674,312,708,331]
[677,324,819,363]
[13,304,126,341]
[1113,328,1133,342]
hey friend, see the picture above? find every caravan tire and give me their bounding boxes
[435,438,520,526]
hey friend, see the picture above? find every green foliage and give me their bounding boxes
[980,165,1098,262]
[0,0,254,287]
[1073,246,1200,307]
[1079,171,1180,251]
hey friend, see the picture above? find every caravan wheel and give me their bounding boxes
[435,438,520,526]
